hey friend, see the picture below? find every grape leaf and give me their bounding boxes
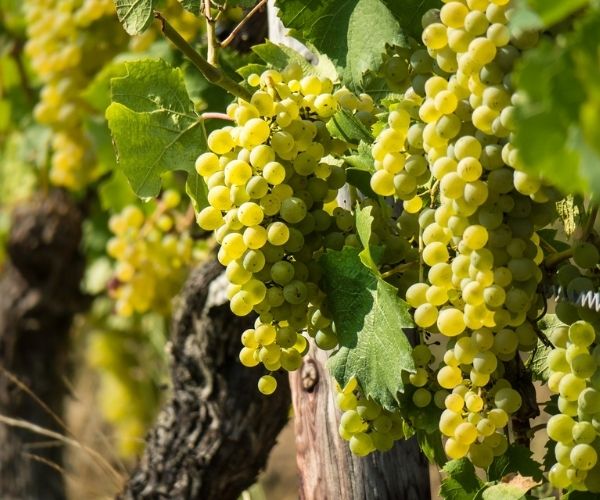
[186,170,209,212]
[527,341,551,382]
[83,61,129,112]
[322,247,415,410]
[563,491,600,500]
[250,40,337,81]
[481,483,531,500]
[518,0,589,28]
[327,109,373,144]
[355,205,383,273]
[542,437,556,472]
[440,458,482,500]
[416,429,446,466]
[275,0,404,89]
[380,0,442,38]
[346,169,378,199]
[114,0,155,35]
[98,170,138,212]
[488,445,543,483]
[106,59,208,199]
[514,8,600,199]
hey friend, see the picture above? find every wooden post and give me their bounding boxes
[290,344,431,500]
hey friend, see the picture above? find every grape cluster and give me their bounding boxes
[107,191,203,317]
[367,0,563,463]
[24,0,126,189]
[546,320,600,492]
[86,301,167,458]
[335,378,406,456]
[195,65,372,393]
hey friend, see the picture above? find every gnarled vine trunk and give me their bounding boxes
[0,190,86,500]
[120,261,292,500]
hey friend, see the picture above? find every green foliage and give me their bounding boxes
[514,6,600,199]
[440,458,483,500]
[106,59,208,200]
[114,0,156,35]
[416,429,447,466]
[326,109,373,145]
[275,0,405,89]
[99,170,138,212]
[487,445,543,483]
[380,0,442,37]
[512,0,589,29]
[322,247,415,410]
[247,40,337,81]
[355,205,384,273]
[481,483,532,500]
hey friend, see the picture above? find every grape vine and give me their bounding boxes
[4,0,600,497]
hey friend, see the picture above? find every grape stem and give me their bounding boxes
[221,0,268,48]
[543,204,599,268]
[201,112,233,121]
[381,262,415,279]
[154,12,252,101]
[204,0,219,66]
[530,423,546,434]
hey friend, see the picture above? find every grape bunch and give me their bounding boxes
[335,377,406,456]
[195,64,373,393]
[86,300,168,458]
[365,0,564,463]
[546,320,600,492]
[107,190,204,317]
[24,0,127,190]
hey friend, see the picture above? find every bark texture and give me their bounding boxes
[291,343,431,500]
[121,260,291,500]
[0,190,86,500]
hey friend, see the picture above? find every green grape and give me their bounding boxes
[258,375,277,395]
[547,414,576,444]
[413,388,432,407]
[571,444,598,471]
[570,321,596,347]
[493,387,522,414]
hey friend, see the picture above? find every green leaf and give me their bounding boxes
[538,228,571,252]
[322,247,415,410]
[275,0,404,88]
[346,168,378,199]
[106,59,208,198]
[186,170,209,212]
[327,109,373,144]
[178,0,199,12]
[563,491,600,500]
[251,40,338,81]
[417,429,447,466]
[380,0,442,38]
[83,61,129,112]
[521,0,589,27]
[344,142,378,197]
[114,0,155,35]
[355,205,383,272]
[537,313,565,332]
[440,458,482,500]
[527,341,551,383]
[346,141,376,172]
[542,437,556,472]
[513,8,600,199]
[98,170,138,212]
[481,483,529,500]
[488,445,543,483]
